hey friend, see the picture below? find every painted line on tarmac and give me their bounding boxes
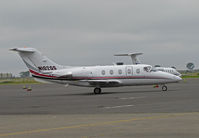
[119,96,145,100]
[103,105,134,109]
[0,112,199,137]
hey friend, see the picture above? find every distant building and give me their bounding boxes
[19,71,30,78]
[0,73,13,79]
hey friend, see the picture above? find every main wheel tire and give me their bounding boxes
[162,86,168,91]
[94,88,101,94]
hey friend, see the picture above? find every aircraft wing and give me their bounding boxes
[51,70,73,79]
[114,53,143,64]
[81,79,121,87]
[56,74,73,79]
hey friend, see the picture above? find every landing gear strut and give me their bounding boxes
[94,88,101,94]
[162,85,168,91]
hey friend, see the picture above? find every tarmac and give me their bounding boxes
[0,79,199,137]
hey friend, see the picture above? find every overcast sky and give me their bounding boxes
[0,0,199,75]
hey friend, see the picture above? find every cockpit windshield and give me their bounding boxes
[150,68,158,72]
[143,66,152,72]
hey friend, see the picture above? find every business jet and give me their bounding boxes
[10,48,182,94]
[115,53,181,76]
[154,67,181,77]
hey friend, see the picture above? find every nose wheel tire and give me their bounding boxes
[162,85,168,91]
[94,88,101,94]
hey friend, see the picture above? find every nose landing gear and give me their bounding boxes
[94,88,102,94]
[162,85,168,91]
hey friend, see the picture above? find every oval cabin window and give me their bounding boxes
[110,70,114,75]
[101,70,105,75]
[118,69,122,74]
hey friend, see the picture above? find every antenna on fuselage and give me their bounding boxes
[114,53,143,64]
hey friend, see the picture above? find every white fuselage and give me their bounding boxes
[35,64,182,88]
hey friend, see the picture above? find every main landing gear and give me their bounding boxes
[94,88,102,94]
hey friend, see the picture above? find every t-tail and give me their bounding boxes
[10,47,65,76]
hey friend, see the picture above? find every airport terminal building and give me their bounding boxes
[0,73,13,79]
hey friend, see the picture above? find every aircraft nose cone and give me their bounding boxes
[174,76,182,81]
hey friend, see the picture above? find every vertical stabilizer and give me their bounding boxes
[10,48,64,73]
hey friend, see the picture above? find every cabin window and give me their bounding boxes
[109,70,114,75]
[101,70,105,75]
[118,69,122,74]
[136,69,140,74]
[127,69,131,74]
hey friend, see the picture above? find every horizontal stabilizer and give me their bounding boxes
[114,53,143,64]
[10,48,35,53]
[114,53,143,57]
